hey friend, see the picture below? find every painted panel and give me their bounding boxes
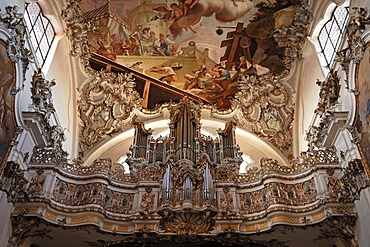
[0,40,16,166]
[356,44,370,172]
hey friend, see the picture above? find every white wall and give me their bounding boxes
[294,40,325,153]
[0,191,13,247]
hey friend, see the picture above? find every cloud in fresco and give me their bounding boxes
[170,0,254,37]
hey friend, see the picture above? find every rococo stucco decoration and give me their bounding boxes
[1,4,33,83]
[5,99,365,246]
[2,0,370,246]
[28,70,68,161]
[235,74,294,157]
[305,70,341,151]
[336,6,370,90]
[77,71,141,155]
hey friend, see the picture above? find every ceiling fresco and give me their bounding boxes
[80,0,304,109]
[60,0,311,157]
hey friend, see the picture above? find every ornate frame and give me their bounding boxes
[354,41,370,176]
[0,39,17,172]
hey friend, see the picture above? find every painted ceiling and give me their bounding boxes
[79,0,303,109]
[66,0,312,162]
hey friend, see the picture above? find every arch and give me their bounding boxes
[84,117,289,168]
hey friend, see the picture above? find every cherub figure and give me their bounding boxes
[179,0,199,16]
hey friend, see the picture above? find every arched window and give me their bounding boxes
[24,2,55,68]
[318,5,349,69]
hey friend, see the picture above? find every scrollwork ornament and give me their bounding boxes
[235,74,294,157]
[220,187,235,216]
[346,7,370,64]
[160,211,215,235]
[140,187,155,215]
[0,161,27,202]
[61,0,87,57]
[78,71,141,156]
[1,5,34,82]
[8,216,52,247]
[315,216,358,247]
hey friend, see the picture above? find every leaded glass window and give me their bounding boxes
[318,6,349,69]
[24,2,55,68]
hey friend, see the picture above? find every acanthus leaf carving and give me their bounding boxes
[159,211,215,235]
[140,187,156,215]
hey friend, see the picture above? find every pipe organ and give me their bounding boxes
[127,99,241,212]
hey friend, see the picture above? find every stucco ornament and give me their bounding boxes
[78,71,141,155]
[235,74,294,158]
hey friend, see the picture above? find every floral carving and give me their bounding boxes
[160,211,215,235]
[140,187,156,214]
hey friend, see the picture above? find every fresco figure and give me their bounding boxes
[356,45,370,172]
[96,39,116,60]
[179,0,199,16]
[160,34,176,56]
[212,67,231,92]
[169,3,184,21]
[111,34,129,56]
[151,66,178,84]
[185,65,212,90]
[140,27,152,54]
[81,0,304,110]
